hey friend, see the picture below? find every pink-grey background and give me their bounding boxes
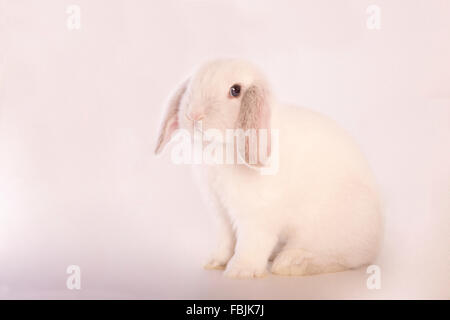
[0,0,449,299]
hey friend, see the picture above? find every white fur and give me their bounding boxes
[156,59,383,279]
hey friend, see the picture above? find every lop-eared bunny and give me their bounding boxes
[155,59,382,278]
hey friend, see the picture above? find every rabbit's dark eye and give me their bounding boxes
[229,84,241,98]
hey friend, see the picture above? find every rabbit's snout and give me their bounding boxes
[185,112,205,122]
[184,112,205,134]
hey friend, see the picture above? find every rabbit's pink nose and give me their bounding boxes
[186,112,205,121]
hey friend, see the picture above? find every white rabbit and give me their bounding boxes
[155,59,383,279]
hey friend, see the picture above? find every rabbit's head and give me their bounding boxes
[154,59,272,164]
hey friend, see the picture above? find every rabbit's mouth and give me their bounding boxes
[184,113,205,134]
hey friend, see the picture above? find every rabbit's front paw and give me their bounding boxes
[223,259,267,279]
[203,258,227,270]
[203,248,233,270]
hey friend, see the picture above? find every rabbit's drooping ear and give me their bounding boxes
[236,83,271,166]
[154,78,190,155]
